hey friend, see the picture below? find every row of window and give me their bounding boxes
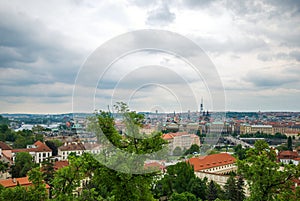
[204,164,234,172]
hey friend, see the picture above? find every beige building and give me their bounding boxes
[240,124,273,134]
[58,142,86,160]
[188,153,237,175]
[188,153,249,195]
[163,132,200,154]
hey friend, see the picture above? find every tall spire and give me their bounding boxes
[200,98,203,114]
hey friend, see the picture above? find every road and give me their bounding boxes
[224,136,254,148]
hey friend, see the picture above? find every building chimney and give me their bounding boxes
[13,178,16,183]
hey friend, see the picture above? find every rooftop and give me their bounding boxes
[53,160,69,170]
[12,141,51,153]
[0,141,12,150]
[188,153,236,171]
[0,177,50,189]
[59,142,86,151]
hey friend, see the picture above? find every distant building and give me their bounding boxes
[162,132,200,154]
[277,150,299,164]
[240,124,273,134]
[0,176,50,195]
[188,153,238,187]
[11,141,52,163]
[188,153,237,175]
[58,142,86,160]
[83,142,102,155]
[0,141,13,164]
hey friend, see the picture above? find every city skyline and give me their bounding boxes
[1,0,300,113]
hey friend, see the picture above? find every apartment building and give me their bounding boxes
[11,141,52,163]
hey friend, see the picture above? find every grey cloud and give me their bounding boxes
[0,82,73,99]
[289,51,300,61]
[257,53,273,61]
[227,1,300,48]
[244,69,299,87]
[258,51,300,62]
[0,9,83,86]
[146,3,176,26]
[226,0,265,16]
[268,0,300,16]
[195,35,267,53]
[128,0,160,8]
[275,52,290,60]
[226,0,300,16]
[182,0,218,8]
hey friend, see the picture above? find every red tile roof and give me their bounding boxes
[33,141,52,152]
[162,132,192,140]
[54,160,69,170]
[12,141,51,153]
[0,141,12,150]
[0,177,50,189]
[278,151,298,159]
[188,153,236,171]
[162,134,174,140]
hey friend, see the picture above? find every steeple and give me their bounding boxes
[200,98,203,114]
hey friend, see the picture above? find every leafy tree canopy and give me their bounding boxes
[238,140,300,201]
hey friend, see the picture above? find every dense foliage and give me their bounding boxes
[0,125,43,148]
[240,132,287,139]
[238,140,300,201]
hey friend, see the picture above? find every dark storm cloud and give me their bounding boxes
[146,3,176,26]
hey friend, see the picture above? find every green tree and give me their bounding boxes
[13,130,35,148]
[238,140,300,201]
[207,180,218,201]
[189,177,207,201]
[83,103,166,201]
[170,192,197,201]
[0,185,28,201]
[40,159,55,186]
[224,175,237,201]
[153,162,207,200]
[45,140,63,156]
[0,115,9,125]
[236,176,245,201]
[185,144,200,155]
[287,136,292,151]
[51,154,88,199]
[27,167,48,201]
[10,152,35,178]
[0,161,9,175]
[0,124,15,142]
[224,174,245,201]
[234,144,248,160]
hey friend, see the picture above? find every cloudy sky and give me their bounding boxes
[0,0,300,114]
